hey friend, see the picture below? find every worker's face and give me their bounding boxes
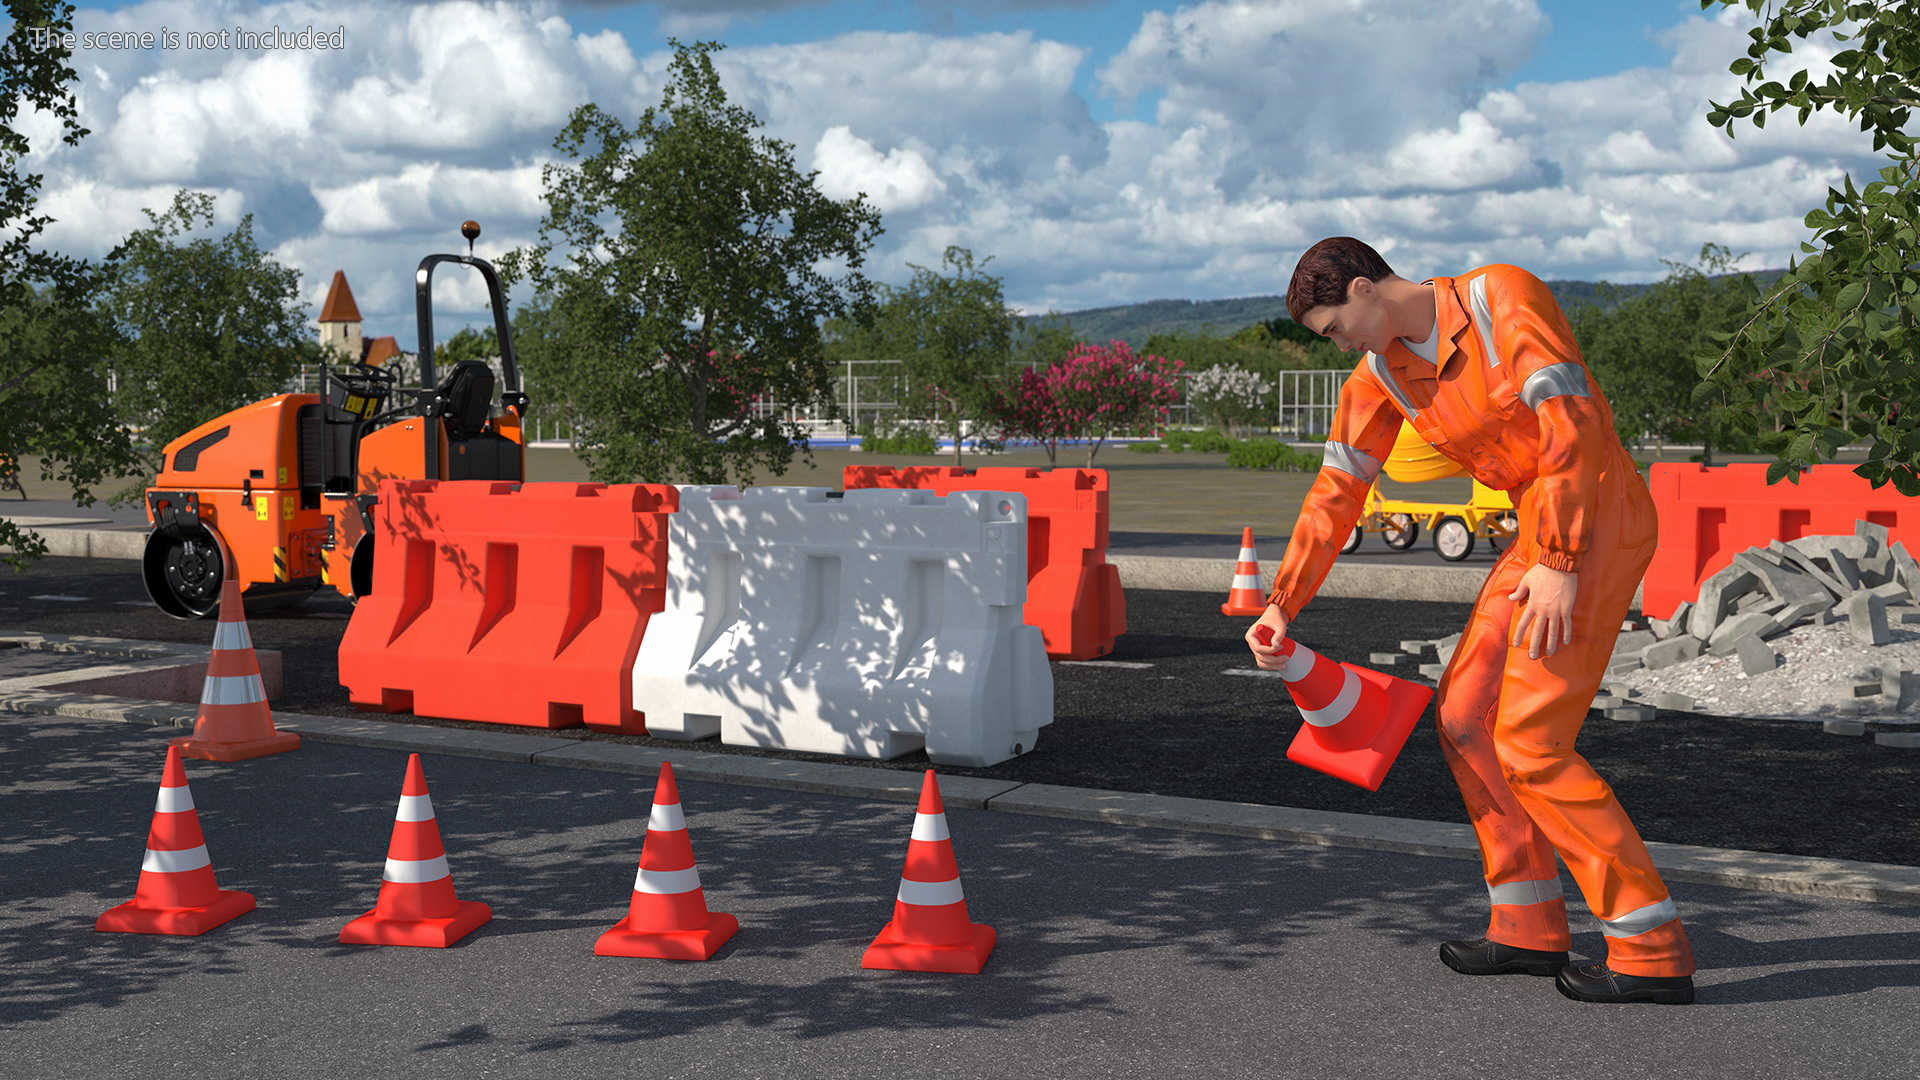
[1302,277,1387,356]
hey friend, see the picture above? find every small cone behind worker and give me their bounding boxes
[171,578,299,762]
[863,770,995,974]
[595,761,739,960]
[97,745,256,936]
[340,754,491,948]
[1256,625,1432,792]
[1221,527,1268,616]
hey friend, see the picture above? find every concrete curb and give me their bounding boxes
[0,631,283,701]
[8,684,1916,907]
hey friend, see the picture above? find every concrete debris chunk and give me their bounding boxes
[1399,639,1432,655]
[1852,681,1882,698]
[1823,546,1864,591]
[1841,590,1891,646]
[1868,580,1908,601]
[1889,541,1920,601]
[1687,567,1759,641]
[1875,732,1920,748]
[1824,719,1866,736]
[1883,666,1909,707]
[1591,695,1622,710]
[1732,549,1830,606]
[1773,593,1830,631]
[1789,533,1869,561]
[1609,659,1644,676]
[1641,634,1704,670]
[1733,634,1776,677]
[1612,629,1656,657]
[1607,705,1655,722]
[1705,611,1782,654]
[1370,652,1405,666]
[1767,540,1849,599]
[1418,663,1447,681]
[1434,632,1463,667]
[1855,518,1889,559]
[1653,691,1696,711]
[1648,617,1671,640]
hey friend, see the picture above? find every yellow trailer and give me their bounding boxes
[1338,422,1518,562]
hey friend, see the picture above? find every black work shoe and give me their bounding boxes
[1439,937,1569,976]
[1555,962,1695,1004]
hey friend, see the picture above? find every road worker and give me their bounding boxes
[1247,237,1696,1005]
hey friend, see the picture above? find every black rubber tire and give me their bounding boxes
[349,533,374,598]
[1340,525,1364,554]
[1434,516,1476,562]
[1382,513,1420,550]
[142,526,225,619]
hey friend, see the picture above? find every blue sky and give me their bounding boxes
[7,0,1882,335]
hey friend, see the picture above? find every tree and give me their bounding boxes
[1187,362,1273,436]
[874,247,1016,465]
[100,189,315,472]
[0,1,142,563]
[501,40,883,486]
[1034,341,1182,467]
[1698,0,1920,491]
[1570,244,1761,457]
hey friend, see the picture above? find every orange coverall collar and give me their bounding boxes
[1381,277,1471,381]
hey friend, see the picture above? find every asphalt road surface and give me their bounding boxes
[3,556,1917,868]
[4,716,1918,1079]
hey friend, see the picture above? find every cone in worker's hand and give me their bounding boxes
[171,578,299,762]
[339,754,491,947]
[1221,527,1268,616]
[1258,625,1432,792]
[97,745,256,936]
[863,770,995,974]
[595,761,738,960]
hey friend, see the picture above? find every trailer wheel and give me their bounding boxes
[142,526,225,619]
[1433,516,1475,562]
[349,533,374,599]
[1381,513,1420,550]
[1340,525,1363,554]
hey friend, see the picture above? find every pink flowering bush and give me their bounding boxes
[997,341,1183,466]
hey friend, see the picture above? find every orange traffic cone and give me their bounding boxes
[863,770,995,974]
[97,745,256,936]
[171,579,299,762]
[595,761,739,960]
[339,754,491,948]
[1258,625,1432,792]
[1221,527,1268,616]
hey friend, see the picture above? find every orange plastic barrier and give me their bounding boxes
[338,479,678,733]
[1643,463,1920,618]
[842,466,1125,660]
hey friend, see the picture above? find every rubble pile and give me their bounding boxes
[1389,520,1920,745]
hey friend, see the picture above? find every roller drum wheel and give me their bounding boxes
[142,526,224,619]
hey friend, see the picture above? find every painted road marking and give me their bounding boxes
[1059,660,1154,669]
[29,595,89,602]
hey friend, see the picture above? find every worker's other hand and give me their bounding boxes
[1509,563,1578,659]
[1247,604,1290,670]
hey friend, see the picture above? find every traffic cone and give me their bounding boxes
[171,578,299,762]
[1221,527,1268,616]
[96,745,256,936]
[863,770,995,974]
[339,754,491,948]
[595,761,738,960]
[1258,625,1432,792]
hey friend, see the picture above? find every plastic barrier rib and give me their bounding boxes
[842,466,1124,660]
[633,485,1052,767]
[338,479,678,733]
[1643,463,1920,618]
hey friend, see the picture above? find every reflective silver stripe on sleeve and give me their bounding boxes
[212,621,253,651]
[1366,352,1420,419]
[1488,876,1564,908]
[1598,897,1680,939]
[155,785,194,814]
[384,854,451,884]
[1320,440,1383,485]
[1520,363,1591,410]
[897,876,965,906]
[1468,275,1502,368]
[395,793,434,823]
[635,865,702,895]
[143,844,211,874]
[911,812,951,843]
[1300,668,1363,728]
[200,673,266,707]
[648,802,686,832]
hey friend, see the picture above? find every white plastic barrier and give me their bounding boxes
[632,485,1053,767]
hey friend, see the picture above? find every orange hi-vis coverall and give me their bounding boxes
[1267,264,1694,978]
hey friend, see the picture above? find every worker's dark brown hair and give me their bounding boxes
[1285,237,1396,324]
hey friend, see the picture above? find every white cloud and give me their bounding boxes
[812,126,946,211]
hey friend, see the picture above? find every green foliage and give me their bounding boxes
[437,326,499,367]
[857,425,938,455]
[1145,323,1331,389]
[98,190,314,472]
[1160,428,1236,454]
[1700,0,1920,492]
[1569,244,1763,454]
[1225,438,1318,471]
[501,40,883,485]
[1127,440,1161,453]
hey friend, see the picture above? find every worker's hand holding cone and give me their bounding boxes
[172,578,299,762]
[339,753,491,947]
[1221,527,1268,616]
[863,770,995,974]
[1255,624,1432,792]
[97,745,256,936]
[595,761,738,960]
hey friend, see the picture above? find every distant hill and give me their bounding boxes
[1020,274,1777,347]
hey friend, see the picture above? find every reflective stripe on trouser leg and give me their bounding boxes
[1487,466,1693,978]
